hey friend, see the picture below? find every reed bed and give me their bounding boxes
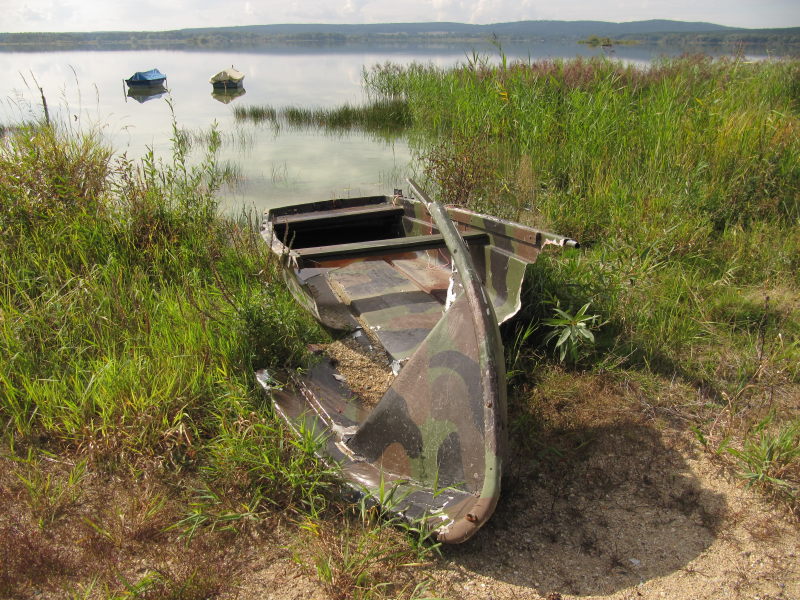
[232,104,277,123]
[365,54,800,509]
[365,55,799,232]
[233,98,411,138]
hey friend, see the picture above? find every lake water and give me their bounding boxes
[0,41,780,212]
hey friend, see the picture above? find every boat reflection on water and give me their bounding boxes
[126,87,168,104]
[211,87,246,104]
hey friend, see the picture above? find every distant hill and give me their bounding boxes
[178,19,736,37]
[1,20,797,51]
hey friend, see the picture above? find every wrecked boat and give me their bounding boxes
[259,179,577,543]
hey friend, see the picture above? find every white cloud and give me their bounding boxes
[12,1,73,28]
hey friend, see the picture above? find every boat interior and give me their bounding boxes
[268,195,491,362]
[264,196,500,534]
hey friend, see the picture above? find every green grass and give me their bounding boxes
[0,117,373,596]
[0,121,325,462]
[364,54,800,510]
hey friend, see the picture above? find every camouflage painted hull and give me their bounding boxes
[259,180,577,543]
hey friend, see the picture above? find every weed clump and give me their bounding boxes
[294,494,440,600]
[725,416,800,506]
[0,124,111,234]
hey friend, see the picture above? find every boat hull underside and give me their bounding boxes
[212,80,244,89]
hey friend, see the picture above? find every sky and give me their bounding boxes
[2,0,799,33]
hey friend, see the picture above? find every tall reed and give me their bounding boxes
[365,55,800,505]
[364,55,799,361]
[365,55,800,235]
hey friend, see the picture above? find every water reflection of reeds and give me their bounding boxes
[232,99,410,139]
[178,125,256,152]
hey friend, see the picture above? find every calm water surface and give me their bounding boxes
[0,42,775,212]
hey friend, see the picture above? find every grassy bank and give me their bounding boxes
[0,121,437,598]
[2,53,799,598]
[364,54,800,510]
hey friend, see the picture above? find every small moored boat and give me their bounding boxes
[210,67,245,90]
[125,68,167,88]
[259,179,577,543]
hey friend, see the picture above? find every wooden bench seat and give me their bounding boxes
[295,230,490,261]
[272,205,404,228]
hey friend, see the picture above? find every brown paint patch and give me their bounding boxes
[379,442,413,475]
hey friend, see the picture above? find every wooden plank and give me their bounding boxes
[390,258,451,300]
[296,231,489,261]
[272,205,403,227]
[327,260,446,361]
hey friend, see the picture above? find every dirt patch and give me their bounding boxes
[421,372,800,599]
[218,523,328,600]
[322,335,395,406]
[0,459,328,600]
[2,372,797,600]
[425,445,798,599]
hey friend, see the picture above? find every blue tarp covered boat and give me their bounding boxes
[125,69,167,88]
